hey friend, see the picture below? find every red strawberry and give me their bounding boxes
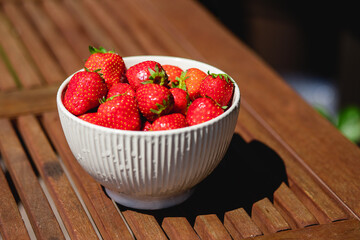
[199,73,234,107]
[84,46,126,89]
[184,68,207,100]
[126,61,168,90]
[170,88,189,115]
[142,121,152,131]
[136,83,174,122]
[151,113,188,131]
[98,95,141,130]
[162,64,183,87]
[106,82,136,99]
[186,98,224,126]
[78,112,104,126]
[63,70,107,116]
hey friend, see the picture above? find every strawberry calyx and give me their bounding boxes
[99,92,128,104]
[150,99,170,115]
[172,71,188,90]
[88,46,115,54]
[146,64,168,86]
[207,71,232,83]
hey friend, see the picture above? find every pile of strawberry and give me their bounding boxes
[62,46,234,131]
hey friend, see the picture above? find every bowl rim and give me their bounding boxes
[57,55,241,135]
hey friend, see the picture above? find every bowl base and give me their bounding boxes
[105,188,194,210]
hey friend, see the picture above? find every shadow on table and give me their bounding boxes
[117,133,288,225]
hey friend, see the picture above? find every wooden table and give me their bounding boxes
[1,0,360,239]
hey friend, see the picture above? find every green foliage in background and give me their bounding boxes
[316,105,360,144]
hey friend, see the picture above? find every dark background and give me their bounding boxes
[197,0,360,111]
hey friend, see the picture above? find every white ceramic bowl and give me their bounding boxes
[57,56,241,209]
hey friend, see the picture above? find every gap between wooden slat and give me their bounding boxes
[3,2,66,85]
[0,118,65,240]
[194,214,232,240]
[41,112,134,240]
[224,208,262,239]
[16,115,99,240]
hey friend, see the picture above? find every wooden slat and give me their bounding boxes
[194,214,232,240]
[62,0,118,53]
[0,12,42,88]
[0,56,17,91]
[251,198,290,234]
[273,182,318,229]
[81,0,143,56]
[41,111,134,240]
[16,115,98,240]
[3,2,66,85]
[224,208,262,239]
[0,85,58,118]
[0,118,65,240]
[248,219,360,240]
[235,105,352,222]
[0,168,30,240]
[42,0,94,60]
[148,0,360,219]
[162,217,200,240]
[22,1,82,75]
[288,173,349,224]
[122,210,168,240]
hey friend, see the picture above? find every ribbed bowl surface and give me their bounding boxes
[57,56,241,201]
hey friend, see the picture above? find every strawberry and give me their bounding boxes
[106,82,136,99]
[78,112,104,126]
[126,61,168,90]
[170,88,189,115]
[184,68,207,100]
[142,121,153,131]
[84,46,126,89]
[199,73,234,107]
[98,95,141,130]
[151,113,188,131]
[162,64,183,87]
[186,97,224,126]
[63,70,107,116]
[136,83,174,122]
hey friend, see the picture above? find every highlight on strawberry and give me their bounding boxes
[62,46,235,131]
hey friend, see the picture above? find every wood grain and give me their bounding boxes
[122,210,167,240]
[224,208,262,239]
[248,219,360,240]
[147,0,360,219]
[235,105,353,222]
[3,2,66,85]
[0,168,30,240]
[0,118,65,240]
[0,12,42,88]
[162,217,200,240]
[273,182,318,229]
[42,112,134,240]
[251,198,290,234]
[42,0,96,60]
[17,114,98,240]
[0,55,17,91]
[22,1,82,75]
[0,85,58,118]
[194,214,232,240]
